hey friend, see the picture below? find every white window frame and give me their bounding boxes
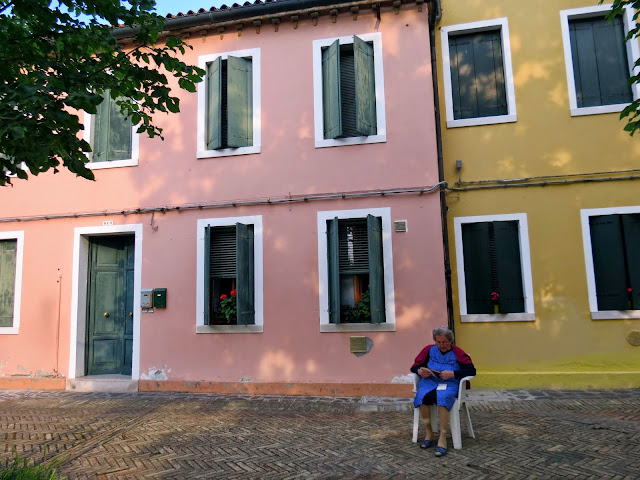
[441,18,518,128]
[196,48,261,159]
[560,4,640,117]
[82,111,140,170]
[317,208,395,332]
[454,213,535,323]
[581,205,640,320]
[196,215,263,333]
[312,32,387,148]
[0,231,24,335]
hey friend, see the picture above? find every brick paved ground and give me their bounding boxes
[1,389,639,479]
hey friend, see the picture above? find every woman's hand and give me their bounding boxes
[439,370,455,380]
[418,368,430,378]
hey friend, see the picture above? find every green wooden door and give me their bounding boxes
[86,236,134,375]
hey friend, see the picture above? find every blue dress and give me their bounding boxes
[413,345,460,411]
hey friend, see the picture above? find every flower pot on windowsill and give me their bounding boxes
[493,303,500,314]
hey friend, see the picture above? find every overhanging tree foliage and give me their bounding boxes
[0,0,205,185]
[605,0,640,135]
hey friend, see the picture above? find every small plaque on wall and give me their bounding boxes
[350,336,368,353]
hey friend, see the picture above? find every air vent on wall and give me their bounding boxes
[394,220,408,233]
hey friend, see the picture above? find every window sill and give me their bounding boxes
[591,310,640,320]
[315,134,386,149]
[197,145,260,159]
[570,103,627,117]
[87,158,138,170]
[447,114,517,129]
[196,325,263,334]
[320,323,395,333]
[461,313,535,323]
[0,327,19,335]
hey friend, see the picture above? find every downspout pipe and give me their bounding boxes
[427,0,456,336]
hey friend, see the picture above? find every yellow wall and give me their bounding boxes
[438,0,640,388]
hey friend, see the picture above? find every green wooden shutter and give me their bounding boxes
[494,221,525,313]
[461,223,493,314]
[327,217,340,323]
[570,16,632,108]
[227,56,253,148]
[204,226,211,325]
[589,215,628,310]
[621,214,640,309]
[353,36,377,136]
[107,95,132,161]
[92,91,111,162]
[322,40,342,139]
[367,215,385,324]
[0,240,17,327]
[449,31,507,119]
[207,57,222,150]
[236,222,255,325]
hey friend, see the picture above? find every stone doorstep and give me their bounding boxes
[66,375,138,393]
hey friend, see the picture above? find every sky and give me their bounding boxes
[152,0,229,16]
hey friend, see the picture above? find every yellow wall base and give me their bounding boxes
[473,372,640,390]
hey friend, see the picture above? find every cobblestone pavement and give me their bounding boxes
[1,389,639,479]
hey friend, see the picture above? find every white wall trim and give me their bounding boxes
[454,213,535,321]
[317,207,395,330]
[69,224,143,379]
[312,32,387,148]
[82,112,140,169]
[0,231,24,335]
[196,48,262,159]
[581,205,640,318]
[441,18,518,129]
[196,215,264,331]
[560,4,640,117]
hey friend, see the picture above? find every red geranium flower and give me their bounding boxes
[220,294,228,300]
[230,289,237,297]
[491,291,499,302]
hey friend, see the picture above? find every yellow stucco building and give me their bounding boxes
[437,0,640,388]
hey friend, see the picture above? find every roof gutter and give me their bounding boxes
[113,0,421,38]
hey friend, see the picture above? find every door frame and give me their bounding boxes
[69,224,143,379]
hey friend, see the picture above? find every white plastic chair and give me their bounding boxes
[411,373,475,449]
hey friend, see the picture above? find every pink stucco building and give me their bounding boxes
[0,0,446,396]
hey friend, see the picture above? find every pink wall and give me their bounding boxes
[0,5,446,388]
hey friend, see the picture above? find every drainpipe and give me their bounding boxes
[427,0,456,336]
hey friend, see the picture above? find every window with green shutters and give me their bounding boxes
[570,16,632,108]
[206,56,253,150]
[461,221,524,314]
[441,18,517,128]
[321,36,377,139]
[561,6,639,116]
[313,33,386,148]
[204,223,255,325]
[455,214,535,322]
[448,30,507,120]
[326,216,385,324]
[197,49,260,158]
[0,239,17,328]
[0,232,22,334]
[91,90,133,163]
[318,208,395,330]
[588,214,640,311]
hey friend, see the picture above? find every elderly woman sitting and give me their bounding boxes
[410,326,476,457]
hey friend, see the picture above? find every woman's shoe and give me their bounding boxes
[419,439,435,449]
[435,446,448,457]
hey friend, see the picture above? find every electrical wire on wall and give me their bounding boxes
[0,183,445,224]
